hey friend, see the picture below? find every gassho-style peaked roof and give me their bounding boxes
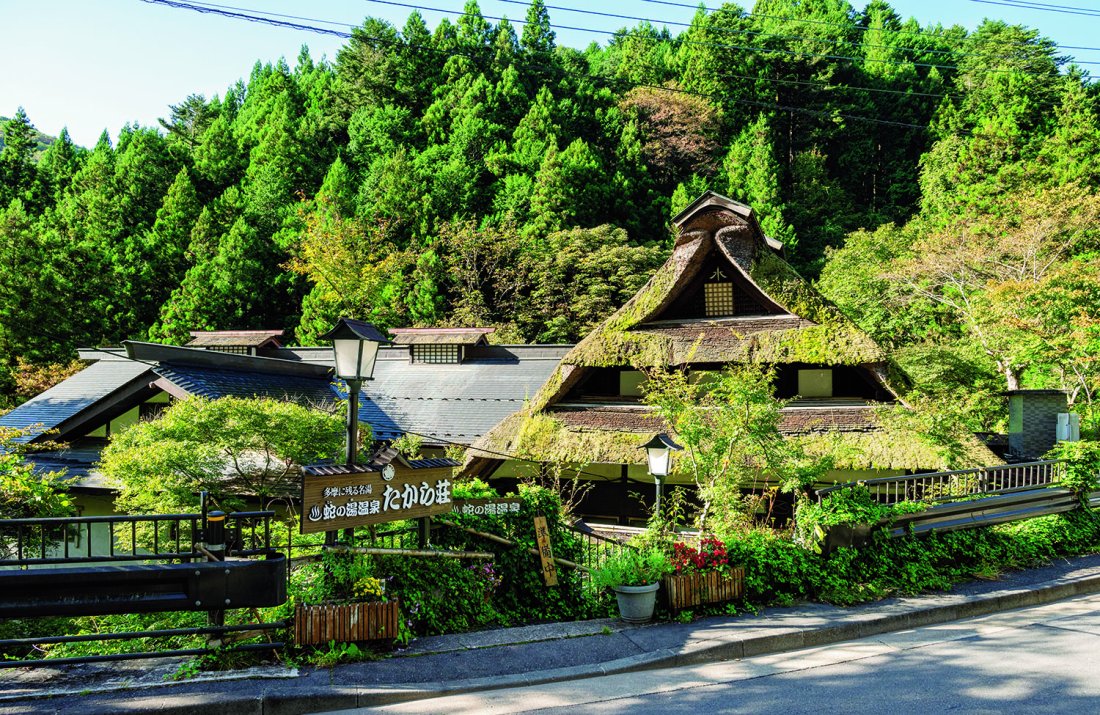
[465,191,999,474]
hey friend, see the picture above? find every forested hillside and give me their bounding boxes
[1,0,1098,428]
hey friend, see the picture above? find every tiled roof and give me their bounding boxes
[153,364,336,407]
[356,347,567,443]
[389,328,494,346]
[0,358,153,442]
[186,330,284,348]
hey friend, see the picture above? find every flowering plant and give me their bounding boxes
[469,562,503,601]
[671,536,730,574]
[350,575,388,602]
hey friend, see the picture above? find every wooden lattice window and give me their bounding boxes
[411,344,461,364]
[704,267,735,317]
[206,346,251,355]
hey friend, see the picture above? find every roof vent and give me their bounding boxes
[186,330,285,356]
[389,328,494,365]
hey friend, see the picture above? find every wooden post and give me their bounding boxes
[533,516,558,587]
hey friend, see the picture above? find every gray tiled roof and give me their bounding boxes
[7,343,568,458]
[0,359,152,442]
[356,349,565,444]
[153,364,336,408]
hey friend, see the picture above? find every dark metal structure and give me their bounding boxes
[0,505,287,667]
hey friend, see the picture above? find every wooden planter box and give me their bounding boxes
[663,568,745,612]
[294,600,400,646]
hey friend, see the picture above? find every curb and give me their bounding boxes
[8,568,1100,715]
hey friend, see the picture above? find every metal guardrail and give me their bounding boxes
[883,487,1086,539]
[0,621,286,669]
[816,460,1066,505]
[0,502,287,669]
[0,510,277,567]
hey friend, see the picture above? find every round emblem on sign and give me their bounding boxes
[382,464,396,481]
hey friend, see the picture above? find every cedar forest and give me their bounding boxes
[1,0,1099,434]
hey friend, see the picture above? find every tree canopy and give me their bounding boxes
[1,1,1098,429]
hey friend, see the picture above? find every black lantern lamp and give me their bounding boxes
[320,318,388,467]
[640,433,682,514]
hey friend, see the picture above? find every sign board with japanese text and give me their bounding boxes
[300,467,453,534]
[533,515,558,587]
[451,498,523,517]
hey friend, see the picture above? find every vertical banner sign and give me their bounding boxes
[533,515,558,587]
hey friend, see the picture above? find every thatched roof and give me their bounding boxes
[463,191,997,477]
[527,193,901,412]
[468,406,996,472]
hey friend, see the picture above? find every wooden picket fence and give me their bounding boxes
[293,600,400,646]
[663,568,745,612]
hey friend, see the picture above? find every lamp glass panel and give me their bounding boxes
[647,447,671,477]
[332,338,365,380]
[358,339,380,380]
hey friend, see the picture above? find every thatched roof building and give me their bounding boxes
[462,192,997,520]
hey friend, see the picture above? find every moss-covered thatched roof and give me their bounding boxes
[464,191,994,478]
[528,193,905,411]
[469,405,1000,473]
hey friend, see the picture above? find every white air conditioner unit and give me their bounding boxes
[1057,413,1081,442]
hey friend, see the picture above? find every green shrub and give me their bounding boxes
[589,550,672,589]
[1048,440,1100,495]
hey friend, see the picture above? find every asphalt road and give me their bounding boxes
[338,593,1100,714]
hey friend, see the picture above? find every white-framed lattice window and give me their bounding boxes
[207,346,251,355]
[704,267,735,317]
[411,344,461,364]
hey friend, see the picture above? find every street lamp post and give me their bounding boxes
[639,433,682,516]
[320,318,388,544]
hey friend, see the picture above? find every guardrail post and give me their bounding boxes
[203,510,227,635]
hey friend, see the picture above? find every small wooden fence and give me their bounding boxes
[294,601,401,646]
[816,460,1066,505]
[664,568,745,612]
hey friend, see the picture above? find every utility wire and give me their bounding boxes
[364,0,1087,70]
[640,0,1100,53]
[969,0,1100,18]
[491,0,1071,65]
[142,0,939,131]
[141,0,353,37]
[713,70,956,100]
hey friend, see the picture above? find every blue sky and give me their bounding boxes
[3,0,1099,147]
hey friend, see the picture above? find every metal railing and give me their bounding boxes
[0,510,277,568]
[0,621,286,669]
[563,523,636,574]
[816,460,1066,505]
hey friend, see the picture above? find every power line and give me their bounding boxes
[969,0,1100,18]
[493,0,1066,65]
[141,0,353,37]
[639,82,931,130]
[142,0,938,131]
[713,70,955,100]
[640,0,1100,53]
[364,0,1085,71]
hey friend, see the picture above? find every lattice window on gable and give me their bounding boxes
[703,267,735,317]
[206,346,251,355]
[411,344,461,364]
